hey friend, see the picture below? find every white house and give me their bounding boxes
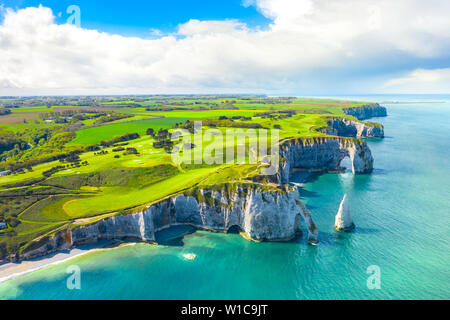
[0,170,11,177]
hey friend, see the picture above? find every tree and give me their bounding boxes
[0,243,7,259]
[146,128,155,136]
[164,145,173,153]
[157,128,169,139]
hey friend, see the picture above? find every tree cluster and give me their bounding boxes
[152,129,173,153]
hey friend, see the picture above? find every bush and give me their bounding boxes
[153,140,173,149]
[94,113,132,124]
[113,142,129,147]
[100,133,140,147]
[123,148,139,155]
[86,145,100,152]
[43,165,66,177]
[6,217,20,228]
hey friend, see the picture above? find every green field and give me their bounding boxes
[0,95,377,258]
[69,117,187,145]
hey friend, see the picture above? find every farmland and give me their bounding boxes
[0,95,374,258]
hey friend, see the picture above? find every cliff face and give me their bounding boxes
[343,103,387,120]
[20,185,319,260]
[18,136,373,260]
[322,118,384,138]
[17,105,386,261]
[277,137,373,184]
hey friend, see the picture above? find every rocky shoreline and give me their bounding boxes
[277,136,373,185]
[19,184,319,260]
[0,240,116,283]
[343,103,387,120]
[321,117,384,138]
[7,104,387,263]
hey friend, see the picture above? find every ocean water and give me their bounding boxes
[1,96,449,300]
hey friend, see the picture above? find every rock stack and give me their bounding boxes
[335,194,355,232]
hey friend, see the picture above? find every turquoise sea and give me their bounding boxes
[1,95,449,300]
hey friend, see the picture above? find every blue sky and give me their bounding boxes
[1,0,271,36]
[0,0,449,95]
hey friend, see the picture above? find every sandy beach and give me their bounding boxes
[0,240,117,284]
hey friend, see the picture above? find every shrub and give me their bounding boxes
[42,165,66,177]
[6,217,20,228]
[123,148,139,155]
[100,133,140,147]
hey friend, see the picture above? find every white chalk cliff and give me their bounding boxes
[20,185,319,260]
[321,118,384,138]
[277,137,374,184]
[17,105,388,261]
[343,103,387,120]
[18,137,373,260]
[335,194,355,232]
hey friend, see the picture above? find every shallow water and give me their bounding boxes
[1,96,449,300]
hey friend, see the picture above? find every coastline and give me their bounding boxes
[0,240,120,284]
[1,99,447,300]
[0,104,386,285]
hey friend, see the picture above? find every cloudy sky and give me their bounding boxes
[0,0,449,96]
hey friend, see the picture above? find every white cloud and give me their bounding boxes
[0,1,449,95]
[248,0,450,57]
[178,19,248,36]
[246,0,314,30]
[149,28,164,37]
[383,68,450,93]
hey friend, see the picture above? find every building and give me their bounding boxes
[0,170,11,177]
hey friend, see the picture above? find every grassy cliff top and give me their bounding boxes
[0,96,380,258]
